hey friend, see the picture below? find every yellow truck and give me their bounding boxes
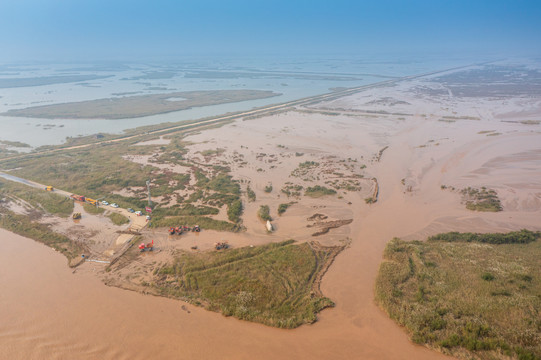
[86,198,98,206]
[45,186,54,191]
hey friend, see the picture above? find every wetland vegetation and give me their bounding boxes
[3,89,279,119]
[461,187,502,212]
[376,230,541,360]
[305,185,337,198]
[145,240,344,328]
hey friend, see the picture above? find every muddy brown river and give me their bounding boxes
[0,216,448,360]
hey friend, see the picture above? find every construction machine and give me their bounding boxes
[70,194,85,202]
[85,198,98,206]
[215,241,229,250]
[138,240,154,252]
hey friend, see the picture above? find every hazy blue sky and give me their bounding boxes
[1,0,540,61]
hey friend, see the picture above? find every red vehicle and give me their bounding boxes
[175,226,182,235]
[70,194,85,202]
[138,240,154,252]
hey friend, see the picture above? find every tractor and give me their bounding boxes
[138,240,154,252]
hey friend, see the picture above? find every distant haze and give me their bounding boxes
[1,0,540,62]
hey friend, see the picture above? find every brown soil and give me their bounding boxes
[307,213,329,221]
[310,219,353,237]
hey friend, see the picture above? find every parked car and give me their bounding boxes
[127,208,135,213]
[101,201,109,206]
[135,210,142,216]
[146,215,151,220]
[110,203,119,208]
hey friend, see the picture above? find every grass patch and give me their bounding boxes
[305,185,336,198]
[246,186,256,202]
[460,187,502,212]
[152,240,342,328]
[108,212,129,226]
[199,173,240,195]
[83,203,105,215]
[227,199,243,223]
[278,202,294,215]
[429,229,539,244]
[1,143,154,211]
[4,90,278,119]
[481,272,495,281]
[298,161,319,168]
[200,148,225,157]
[0,178,74,217]
[258,205,272,221]
[281,184,303,197]
[376,231,541,360]
[291,161,320,180]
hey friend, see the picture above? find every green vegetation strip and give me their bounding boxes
[258,205,272,221]
[83,203,105,215]
[376,230,541,360]
[429,229,539,244]
[108,212,129,226]
[3,90,278,119]
[246,186,256,202]
[461,187,502,212]
[305,185,336,198]
[227,199,243,223]
[152,240,340,328]
[278,202,294,215]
